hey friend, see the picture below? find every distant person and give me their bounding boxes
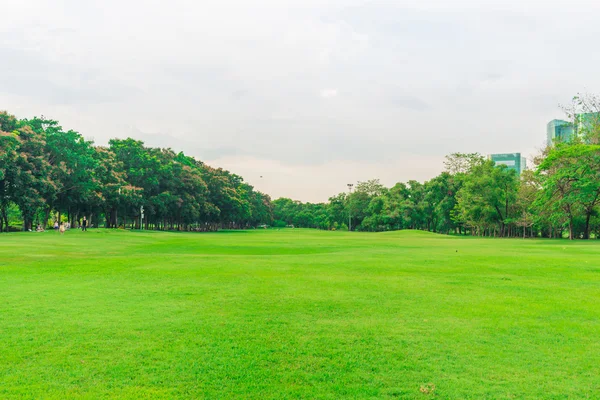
[59,222,65,235]
[82,217,88,231]
[36,224,44,232]
[54,221,59,231]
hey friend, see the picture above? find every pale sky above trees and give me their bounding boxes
[2,0,600,202]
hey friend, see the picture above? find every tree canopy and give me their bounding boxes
[3,95,600,239]
[0,112,272,232]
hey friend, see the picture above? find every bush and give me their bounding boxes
[272,220,286,228]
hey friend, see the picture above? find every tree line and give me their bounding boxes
[0,112,273,232]
[2,94,599,238]
[273,95,600,240]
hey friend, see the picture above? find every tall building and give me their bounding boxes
[489,153,527,175]
[547,113,600,146]
[575,112,600,137]
[547,119,575,145]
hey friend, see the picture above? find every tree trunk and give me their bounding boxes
[0,205,5,232]
[584,212,592,240]
[569,217,574,240]
[44,208,50,229]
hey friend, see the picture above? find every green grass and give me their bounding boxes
[1,229,599,399]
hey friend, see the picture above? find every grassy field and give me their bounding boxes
[1,229,599,399]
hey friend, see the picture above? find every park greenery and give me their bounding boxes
[1,94,600,239]
[0,112,273,232]
[1,229,599,398]
[2,94,600,398]
[273,147,598,239]
[273,95,600,240]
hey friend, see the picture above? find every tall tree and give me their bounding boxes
[538,143,600,239]
[455,160,519,237]
[0,112,21,231]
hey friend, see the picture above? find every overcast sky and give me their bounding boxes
[2,0,600,202]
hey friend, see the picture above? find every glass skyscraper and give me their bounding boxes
[547,113,599,145]
[489,153,527,175]
[546,119,575,146]
[575,112,600,138]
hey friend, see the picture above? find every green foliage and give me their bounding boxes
[4,90,600,239]
[454,160,519,236]
[0,111,272,231]
[537,143,600,239]
[270,97,600,240]
[272,198,330,229]
[443,152,485,174]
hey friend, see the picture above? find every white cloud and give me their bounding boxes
[1,0,600,201]
[320,89,338,98]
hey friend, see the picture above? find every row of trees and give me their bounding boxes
[2,94,599,238]
[0,112,273,232]
[273,95,600,239]
[273,149,599,239]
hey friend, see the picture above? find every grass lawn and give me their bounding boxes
[1,229,599,399]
